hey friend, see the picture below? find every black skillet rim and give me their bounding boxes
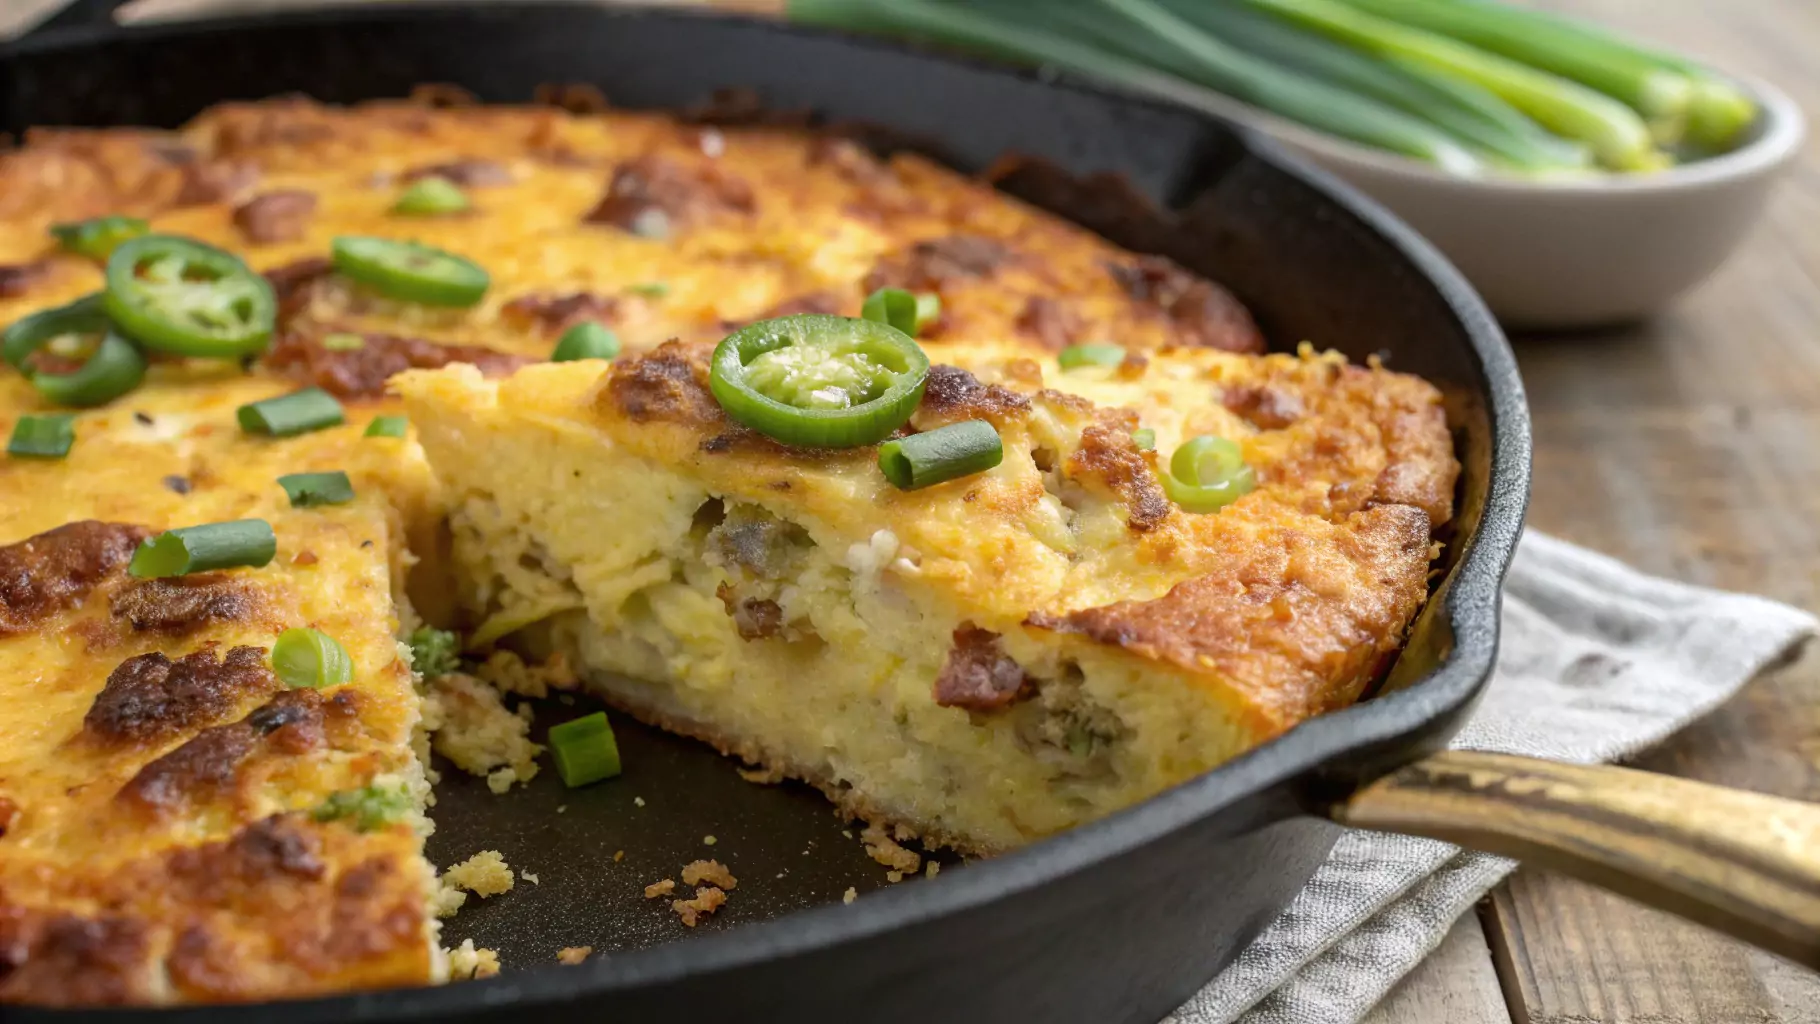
[0,3,1532,1018]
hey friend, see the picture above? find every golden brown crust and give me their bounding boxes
[83,646,277,747]
[1104,255,1264,353]
[0,522,149,637]
[605,340,723,426]
[1027,503,1433,733]
[915,364,1031,428]
[110,574,268,637]
[267,328,535,400]
[118,689,327,815]
[1067,423,1171,533]
[233,189,318,245]
[584,154,754,234]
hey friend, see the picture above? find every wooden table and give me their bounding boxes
[1366,2,1820,1021]
[3,0,1816,1020]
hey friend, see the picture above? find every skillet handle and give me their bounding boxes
[1332,749,1820,967]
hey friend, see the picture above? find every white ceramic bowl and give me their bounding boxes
[1230,77,1806,330]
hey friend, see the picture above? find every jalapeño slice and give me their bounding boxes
[103,235,276,358]
[2,294,146,407]
[708,314,929,448]
[51,215,149,260]
[330,236,490,307]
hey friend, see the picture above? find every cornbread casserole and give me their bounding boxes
[0,91,1455,1004]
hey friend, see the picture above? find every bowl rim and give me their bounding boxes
[1232,73,1806,195]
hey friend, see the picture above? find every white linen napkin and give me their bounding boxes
[1167,530,1819,1024]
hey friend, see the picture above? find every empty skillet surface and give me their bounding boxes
[0,4,1527,1021]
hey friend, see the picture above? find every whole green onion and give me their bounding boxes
[878,420,1003,491]
[862,287,921,337]
[552,322,621,362]
[365,415,409,438]
[130,519,277,578]
[548,711,623,787]
[239,387,346,437]
[1058,343,1126,369]
[271,627,355,689]
[7,414,75,459]
[392,177,470,216]
[278,471,355,508]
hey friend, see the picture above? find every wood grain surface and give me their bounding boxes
[2,0,1818,1021]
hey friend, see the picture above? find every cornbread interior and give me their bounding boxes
[0,94,1456,1004]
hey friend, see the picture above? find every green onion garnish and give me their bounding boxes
[314,782,412,831]
[321,332,366,352]
[238,387,346,437]
[627,282,670,298]
[392,176,471,216]
[7,414,75,459]
[1160,435,1256,513]
[278,471,355,508]
[408,626,462,678]
[129,519,277,578]
[364,415,409,438]
[548,711,623,787]
[1132,427,1157,451]
[50,215,148,260]
[271,626,354,689]
[1058,343,1126,370]
[552,322,621,362]
[861,287,921,337]
[878,420,1003,491]
[914,293,941,333]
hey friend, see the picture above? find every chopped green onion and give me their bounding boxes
[1132,427,1157,451]
[50,215,148,260]
[878,420,1003,491]
[7,414,75,459]
[314,782,412,831]
[238,387,346,437]
[278,471,355,508]
[548,711,623,787]
[1058,343,1126,369]
[552,322,621,362]
[392,176,471,216]
[321,332,366,352]
[627,282,670,298]
[271,626,354,689]
[129,519,277,578]
[364,415,409,438]
[1160,435,1257,513]
[861,287,920,337]
[408,626,462,678]
[914,293,942,332]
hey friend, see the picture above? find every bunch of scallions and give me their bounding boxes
[785,0,1760,178]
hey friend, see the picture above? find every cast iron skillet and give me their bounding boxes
[3,3,1817,1021]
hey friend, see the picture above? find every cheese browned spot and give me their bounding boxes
[1067,424,1171,533]
[400,159,511,187]
[84,646,277,747]
[118,689,326,814]
[584,155,754,235]
[0,911,153,1007]
[233,189,317,245]
[915,365,1030,428]
[720,290,847,332]
[262,256,335,322]
[110,574,265,636]
[265,329,535,400]
[605,341,722,426]
[0,260,53,299]
[932,624,1030,711]
[500,291,618,335]
[173,160,257,207]
[1105,255,1264,354]
[1014,296,1082,351]
[864,235,1010,295]
[1223,383,1304,430]
[0,521,149,637]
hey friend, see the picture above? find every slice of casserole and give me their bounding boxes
[399,337,1455,853]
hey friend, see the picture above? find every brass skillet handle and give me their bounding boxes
[1332,749,1820,968]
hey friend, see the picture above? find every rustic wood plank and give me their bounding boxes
[1494,0,1820,1021]
[1365,912,1511,1024]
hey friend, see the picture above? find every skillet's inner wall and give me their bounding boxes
[0,2,1497,978]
